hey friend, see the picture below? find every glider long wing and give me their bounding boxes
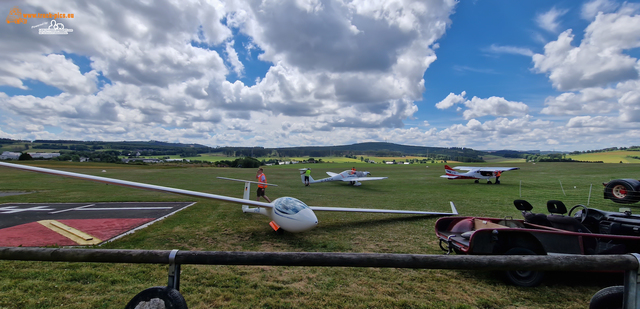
[310,201,458,215]
[0,162,274,209]
[340,177,388,182]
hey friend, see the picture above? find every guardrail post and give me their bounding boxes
[167,249,180,291]
[624,253,640,309]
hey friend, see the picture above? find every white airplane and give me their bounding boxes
[440,165,519,184]
[0,162,457,234]
[299,168,387,186]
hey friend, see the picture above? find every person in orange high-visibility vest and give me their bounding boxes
[351,167,356,175]
[256,168,271,203]
[495,170,502,184]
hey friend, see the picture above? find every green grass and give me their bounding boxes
[0,161,637,308]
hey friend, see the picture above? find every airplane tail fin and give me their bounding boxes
[444,165,458,175]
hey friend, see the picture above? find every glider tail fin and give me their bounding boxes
[242,181,251,211]
[300,169,315,185]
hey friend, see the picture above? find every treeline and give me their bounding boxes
[569,146,640,154]
[31,140,213,157]
[55,151,122,163]
[525,153,602,163]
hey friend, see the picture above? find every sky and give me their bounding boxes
[1,0,640,152]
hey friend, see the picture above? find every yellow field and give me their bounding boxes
[566,150,640,163]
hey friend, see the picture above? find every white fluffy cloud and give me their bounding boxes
[533,7,640,91]
[435,92,529,120]
[536,4,640,129]
[0,0,458,147]
[535,7,569,33]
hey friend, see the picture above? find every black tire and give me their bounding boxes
[604,179,640,204]
[589,286,623,309]
[502,247,544,287]
[125,286,188,309]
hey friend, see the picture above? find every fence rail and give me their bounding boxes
[1,247,639,308]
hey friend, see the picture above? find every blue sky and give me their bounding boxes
[1,0,639,151]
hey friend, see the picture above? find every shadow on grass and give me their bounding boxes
[313,215,437,232]
[459,269,623,288]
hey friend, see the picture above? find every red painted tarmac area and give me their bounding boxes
[0,218,154,247]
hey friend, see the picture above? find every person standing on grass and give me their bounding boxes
[304,168,311,186]
[256,168,271,203]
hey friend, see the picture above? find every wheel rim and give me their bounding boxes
[612,185,628,199]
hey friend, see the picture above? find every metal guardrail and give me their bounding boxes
[0,247,639,308]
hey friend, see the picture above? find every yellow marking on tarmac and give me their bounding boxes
[38,220,102,245]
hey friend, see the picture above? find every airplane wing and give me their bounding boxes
[340,177,388,181]
[0,162,274,209]
[451,166,478,171]
[476,167,520,172]
[452,166,519,172]
[326,172,339,177]
[310,201,458,215]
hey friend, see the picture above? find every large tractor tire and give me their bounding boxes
[604,179,640,204]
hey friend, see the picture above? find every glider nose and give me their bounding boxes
[297,208,318,231]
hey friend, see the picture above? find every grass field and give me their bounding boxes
[0,161,639,308]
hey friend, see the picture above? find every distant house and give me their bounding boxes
[0,151,20,160]
[121,158,162,164]
[28,152,61,159]
[165,159,190,162]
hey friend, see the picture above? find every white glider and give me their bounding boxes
[300,168,387,187]
[0,162,457,233]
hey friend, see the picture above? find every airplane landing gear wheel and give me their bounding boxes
[474,180,479,183]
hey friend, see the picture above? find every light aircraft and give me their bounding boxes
[0,162,457,233]
[440,165,519,184]
[299,168,387,186]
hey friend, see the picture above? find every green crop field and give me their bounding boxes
[567,150,640,163]
[0,161,638,308]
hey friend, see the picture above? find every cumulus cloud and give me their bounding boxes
[462,97,529,120]
[435,91,466,109]
[0,0,460,148]
[532,7,640,92]
[535,7,569,33]
[536,5,640,128]
[581,0,619,20]
[436,92,528,120]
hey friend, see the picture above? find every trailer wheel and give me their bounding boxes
[604,179,640,204]
[589,285,623,309]
[502,247,544,287]
[125,286,188,309]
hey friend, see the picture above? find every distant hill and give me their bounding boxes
[214,142,486,162]
[1,139,514,163]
